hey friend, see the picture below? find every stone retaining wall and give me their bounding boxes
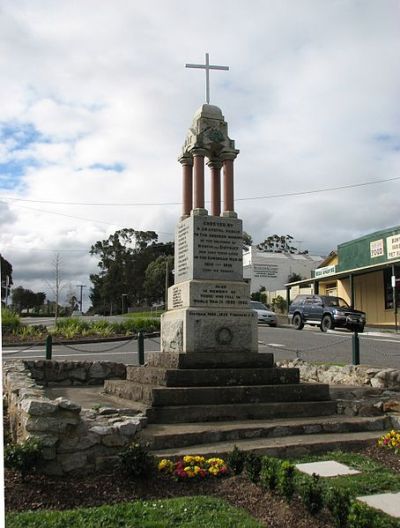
[3,360,146,475]
[276,359,400,389]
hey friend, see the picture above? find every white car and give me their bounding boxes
[250,301,278,327]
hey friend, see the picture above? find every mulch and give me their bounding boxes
[4,445,400,528]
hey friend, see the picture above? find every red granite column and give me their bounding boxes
[193,150,205,209]
[207,160,222,216]
[223,158,234,213]
[180,157,193,217]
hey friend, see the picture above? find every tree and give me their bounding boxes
[89,228,174,314]
[242,231,253,249]
[11,287,46,314]
[45,253,65,322]
[144,255,174,305]
[257,235,309,254]
[288,272,303,283]
[1,254,13,305]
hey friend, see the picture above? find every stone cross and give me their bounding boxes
[185,53,229,104]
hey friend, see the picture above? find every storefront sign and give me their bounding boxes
[315,265,336,278]
[387,234,400,259]
[370,239,384,258]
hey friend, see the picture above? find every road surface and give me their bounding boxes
[3,325,400,369]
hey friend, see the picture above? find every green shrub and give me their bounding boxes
[299,473,325,514]
[2,308,21,335]
[16,325,46,338]
[347,502,373,528]
[4,438,42,476]
[277,461,296,501]
[260,456,280,491]
[325,487,352,528]
[244,452,262,483]
[119,441,154,478]
[227,445,246,475]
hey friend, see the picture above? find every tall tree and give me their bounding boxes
[89,228,173,314]
[1,254,13,305]
[144,255,174,305]
[11,287,46,314]
[257,234,308,254]
[242,231,253,250]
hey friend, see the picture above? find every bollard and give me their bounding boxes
[138,331,145,365]
[45,335,53,360]
[352,331,360,365]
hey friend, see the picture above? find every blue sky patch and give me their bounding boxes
[0,122,45,189]
[89,162,125,172]
[373,133,400,150]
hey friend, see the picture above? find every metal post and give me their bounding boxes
[138,331,145,365]
[352,331,360,365]
[45,335,53,360]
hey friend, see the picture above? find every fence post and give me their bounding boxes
[138,331,145,365]
[45,335,53,360]
[352,331,360,365]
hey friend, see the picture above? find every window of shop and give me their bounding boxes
[384,266,400,309]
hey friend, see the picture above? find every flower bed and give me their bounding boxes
[378,430,400,454]
[158,455,228,480]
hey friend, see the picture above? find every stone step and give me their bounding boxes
[141,415,390,450]
[151,430,383,459]
[104,381,330,406]
[144,400,338,423]
[147,352,275,369]
[125,366,300,387]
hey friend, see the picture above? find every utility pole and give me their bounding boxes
[121,293,127,314]
[77,284,86,313]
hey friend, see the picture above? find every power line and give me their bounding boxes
[1,175,398,206]
[0,201,174,236]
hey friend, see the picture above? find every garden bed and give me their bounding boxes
[5,444,400,527]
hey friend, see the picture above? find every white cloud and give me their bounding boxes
[1,0,400,303]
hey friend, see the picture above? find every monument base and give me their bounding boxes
[161,307,258,354]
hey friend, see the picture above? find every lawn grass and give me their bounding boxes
[5,496,263,528]
[291,450,400,497]
[124,310,164,318]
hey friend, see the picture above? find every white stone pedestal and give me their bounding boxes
[161,214,257,354]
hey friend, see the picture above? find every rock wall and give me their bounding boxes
[3,360,146,475]
[276,359,400,390]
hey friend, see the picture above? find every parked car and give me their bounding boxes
[288,294,366,332]
[250,301,278,327]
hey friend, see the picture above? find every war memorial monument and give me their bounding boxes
[104,56,335,426]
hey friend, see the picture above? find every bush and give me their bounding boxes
[260,456,280,491]
[325,487,352,528]
[299,473,325,515]
[244,452,262,483]
[4,438,42,477]
[347,501,393,528]
[277,461,296,501]
[226,445,246,475]
[2,308,21,335]
[119,441,154,478]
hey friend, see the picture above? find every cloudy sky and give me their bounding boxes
[1,0,399,307]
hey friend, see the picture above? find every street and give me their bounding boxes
[2,325,400,369]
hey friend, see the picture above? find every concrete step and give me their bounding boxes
[151,430,383,459]
[104,381,330,406]
[126,366,300,387]
[144,400,338,423]
[147,352,275,369]
[142,415,390,450]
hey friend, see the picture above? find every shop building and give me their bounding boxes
[286,225,400,327]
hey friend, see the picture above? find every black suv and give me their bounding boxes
[288,295,366,332]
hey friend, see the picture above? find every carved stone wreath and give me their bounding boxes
[215,326,233,345]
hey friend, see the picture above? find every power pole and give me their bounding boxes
[77,284,86,313]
